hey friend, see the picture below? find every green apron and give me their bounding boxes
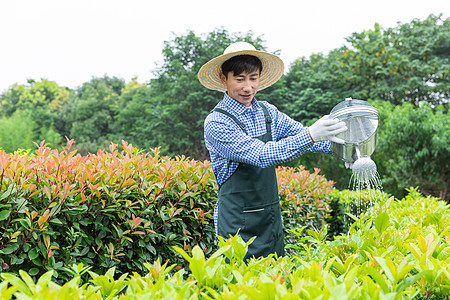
[213,103,285,261]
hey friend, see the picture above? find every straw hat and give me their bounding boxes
[198,42,284,92]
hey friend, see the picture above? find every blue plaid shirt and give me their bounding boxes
[204,93,332,235]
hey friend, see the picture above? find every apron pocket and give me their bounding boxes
[241,201,278,242]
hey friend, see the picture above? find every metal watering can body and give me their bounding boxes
[330,98,379,164]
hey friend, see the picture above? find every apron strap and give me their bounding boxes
[211,102,272,136]
[258,102,272,138]
[211,108,247,134]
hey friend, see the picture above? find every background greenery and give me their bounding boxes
[0,14,449,201]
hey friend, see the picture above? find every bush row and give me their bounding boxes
[327,188,390,238]
[277,165,334,254]
[0,140,335,281]
[1,188,449,299]
[0,140,217,282]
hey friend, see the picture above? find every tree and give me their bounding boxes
[115,29,272,160]
[273,13,449,128]
[0,79,70,149]
[111,80,153,148]
[0,110,35,152]
[64,75,125,154]
[342,14,449,106]
[373,101,450,202]
[267,14,450,192]
[269,51,348,123]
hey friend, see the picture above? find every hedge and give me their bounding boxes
[0,140,335,282]
[277,165,334,254]
[327,188,391,238]
[1,188,450,299]
[0,140,217,282]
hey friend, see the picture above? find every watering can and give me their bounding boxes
[330,98,379,166]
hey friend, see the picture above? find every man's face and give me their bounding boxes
[220,70,260,107]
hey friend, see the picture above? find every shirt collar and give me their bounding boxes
[222,93,259,115]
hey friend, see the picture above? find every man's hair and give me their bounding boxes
[221,55,262,78]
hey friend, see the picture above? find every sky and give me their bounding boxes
[0,0,448,93]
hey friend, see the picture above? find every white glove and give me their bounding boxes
[308,115,347,144]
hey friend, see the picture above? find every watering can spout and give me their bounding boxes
[354,144,361,160]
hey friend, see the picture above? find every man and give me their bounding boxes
[198,42,347,261]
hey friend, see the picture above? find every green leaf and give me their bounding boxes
[232,269,243,284]
[189,246,206,283]
[0,210,11,221]
[0,281,19,299]
[205,245,230,267]
[1,273,32,296]
[80,247,89,256]
[49,218,63,225]
[374,212,390,233]
[16,198,28,213]
[19,218,31,228]
[36,270,54,286]
[29,268,39,276]
[28,247,39,260]
[38,242,47,257]
[364,266,389,294]
[374,257,395,282]
[395,271,425,293]
[9,254,18,265]
[0,243,20,255]
[32,257,43,267]
[344,267,358,290]
[173,246,192,263]
[54,262,63,269]
[0,190,11,201]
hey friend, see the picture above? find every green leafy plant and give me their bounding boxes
[0,139,217,282]
[277,165,335,254]
[0,139,338,283]
[6,190,449,300]
[327,188,391,237]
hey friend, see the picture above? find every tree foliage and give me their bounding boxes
[0,79,70,117]
[113,29,270,160]
[0,14,448,201]
[342,14,449,105]
[276,13,449,125]
[373,101,450,201]
[0,79,70,150]
[272,14,450,197]
[63,76,126,154]
[0,110,35,152]
[111,80,153,147]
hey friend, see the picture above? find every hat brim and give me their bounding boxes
[198,49,284,92]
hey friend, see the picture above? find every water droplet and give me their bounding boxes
[347,156,383,220]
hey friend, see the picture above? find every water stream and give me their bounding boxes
[347,155,383,220]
